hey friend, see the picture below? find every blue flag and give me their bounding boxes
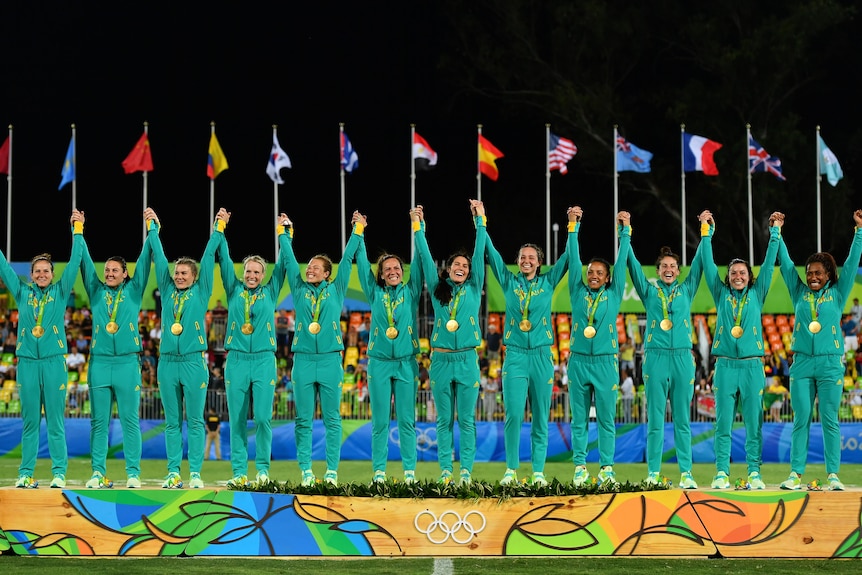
[59,136,75,190]
[817,134,843,187]
[340,131,358,173]
[616,136,652,173]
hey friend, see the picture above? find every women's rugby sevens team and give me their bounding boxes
[6,202,859,492]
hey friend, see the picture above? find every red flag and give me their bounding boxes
[0,136,9,175]
[478,134,504,181]
[122,132,153,174]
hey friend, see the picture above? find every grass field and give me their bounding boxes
[2,457,859,489]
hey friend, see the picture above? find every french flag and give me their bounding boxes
[683,133,722,176]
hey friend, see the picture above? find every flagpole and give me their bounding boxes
[613,125,619,255]
[142,122,149,246]
[476,125,483,203]
[71,124,77,212]
[545,124,551,263]
[680,124,687,265]
[410,124,417,261]
[5,125,12,260]
[273,125,280,258]
[746,124,754,264]
[816,125,823,253]
[209,122,216,234]
[339,123,347,254]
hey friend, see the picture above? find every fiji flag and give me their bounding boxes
[748,136,786,181]
[340,131,359,173]
[616,136,652,173]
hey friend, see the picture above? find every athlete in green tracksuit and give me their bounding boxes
[218,215,289,487]
[627,210,710,489]
[147,207,227,489]
[81,212,153,489]
[414,200,486,486]
[485,207,570,486]
[284,212,362,487]
[356,210,424,484]
[7,211,84,489]
[702,211,782,490]
[567,209,631,487]
[776,209,862,492]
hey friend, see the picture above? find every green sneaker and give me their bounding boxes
[438,470,453,484]
[15,475,37,489]
[86,471,113,489]
[597,466,618,486]
[531,471,548,487]
[126,476,142,489]
[573,465,591,487]
[780,472,802,490]
[827,473,845,491]
[458,469,472,486]
[300,470,315,487]
[323,470,338,486]
[227,474,249,488]
[50,474,66,489]
[748,471,766,490]
[644,471,661,486]
[372,470,386,484]
[499,468,517,486]
[162,472,183,489]
[404,470,416,484]
[711,471,730,489]
[188,472,204,489]
[679,471,698,489]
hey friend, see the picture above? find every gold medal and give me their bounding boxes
[583,325,597,339]
[386,326,399,339]
[731,326,744,338]
[241,323,254,335]
[519,319,532,332]
[308,321,321,334]
[170,322,183,336]
[106,322,119,334]
[660,319,673,331]
[31,326,45,338]
[808,320,822,334]
[446,319,459,332]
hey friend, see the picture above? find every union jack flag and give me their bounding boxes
[748,136,786,181]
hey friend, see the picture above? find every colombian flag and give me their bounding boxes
[207,131,229,180]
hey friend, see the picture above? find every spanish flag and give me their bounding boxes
[478,134,503,181]
[207,131,229,180]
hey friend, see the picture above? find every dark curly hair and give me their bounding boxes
[433,250,471,305]
[804,252,838,285]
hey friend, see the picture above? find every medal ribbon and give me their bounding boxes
[383,285,402,330]
[731,288,749,330]
[242,288,260,325]
[310,287,324,323]
[107,286,124,326]
[448,284,464,322]
[172,289,191,324]
[657,285,677,324]
[519,278,537,324]
[32,288,49,331]
[586,287,606,327]
[806,290,828,322]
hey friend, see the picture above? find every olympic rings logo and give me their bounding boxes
[414,509,486,544]
[389,425,438,452]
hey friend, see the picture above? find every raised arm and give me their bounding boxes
[566,205,584,298]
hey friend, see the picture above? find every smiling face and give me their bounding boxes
[728,262,750,290]
[173,263,196,290]
[103,258,128,288]
[517,246,541,279]
[657,256,680,285]
[30,259,54,289]
[305,258,331,285]
[586,261,609,290]
[447,256,470,284]
[806,261,828,291]
[243,260,265,289]
[380,257,403,287]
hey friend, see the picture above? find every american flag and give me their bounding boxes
[548,133,577,175]
[748,136,786,181]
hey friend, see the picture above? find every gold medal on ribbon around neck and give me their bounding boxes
[106,322,119,334]
[583,325,597,339]
[660,319,673,331]
[808,320,822,334]
[308,321,321,335]
[386,326,399,339]
[170,322,183,336]
[446,319,459,332]
[241,323,254,335]
[731,326,744,338]
[31,326,45,338]
[519,319,532,332]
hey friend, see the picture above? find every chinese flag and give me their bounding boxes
[122,132,154,174]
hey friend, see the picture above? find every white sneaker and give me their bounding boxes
[15,475,37,489]
[679,471,698,489]
[255,471,270,486]
[323,470,338,486]
[50,474,66,489]
[779,471,802,490]
[711,471,730,489]
[404,470,416,484]
[573,465,591,487]
[644,471,661,486]
[188,473,204,489]
[300,470,316,487]
[597,465,618,486]
[126,476,142,489]
[372,470,386,484]
[499,468,517,485]
[86,471,112,489]
[531,472,548,487]
[161,472,183,489]
[227,475,249,488]
[827,473,845,491]
[748,471,766,490]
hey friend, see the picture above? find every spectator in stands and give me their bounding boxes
[481,365,500,421]
[275,309,291,357]
[204,407,222,461]
[626,211,711,488]
[80,209,154,490]
[355,209,424,484]
[413,200,486,485]
[209,299,228,347]
[218,212,291,489]
[764,376,789,422]
[567,209,631,488]
[776,209,862,492]
[66,344,87,375]
[283,210,361,488]
[146,206,225,490]
[702,210,782,490]
[842,314,859,353]
[3,209,84,489]
[485,322,502,361]
[849,379,862,407]
[207,365,225,411]
[485,205,572,487]
[851,297,862,324]
[140,345,157,386]
[619,368,635,424]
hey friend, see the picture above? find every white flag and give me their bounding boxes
[266,133,292,184]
